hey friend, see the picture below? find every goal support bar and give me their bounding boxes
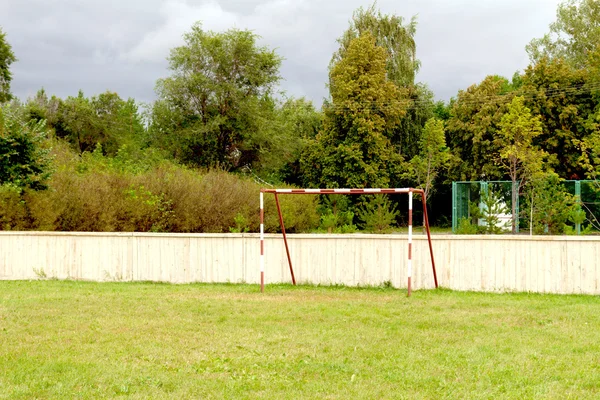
[259,188,438,296]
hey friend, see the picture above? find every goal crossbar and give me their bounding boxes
[259,188,438,297]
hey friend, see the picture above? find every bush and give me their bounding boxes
[523,173,575,235]
[315,195,357,233]
[0,184,29,230]
[357,195,398,234]
[0,105,51,190]
[454,217,479,234]
[468,189,510,234]
[16,145,321,233]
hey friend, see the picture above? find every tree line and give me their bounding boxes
[0,0,599,234]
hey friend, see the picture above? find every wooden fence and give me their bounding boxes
[0,232,599,294]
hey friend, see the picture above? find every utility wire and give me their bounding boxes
[323,81,600,113]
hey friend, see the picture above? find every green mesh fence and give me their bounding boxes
[451,180,600,234]
[452,181,518,233]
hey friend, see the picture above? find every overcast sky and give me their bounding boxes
[1,0,561,106]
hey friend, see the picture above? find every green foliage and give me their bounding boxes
[576,107,600,181]
[446,75,515,181]
[0,105,51,190]
[0,28,16,103]
[432,100,451,121]
[331,5,427,166]
[454,217,479,234]
[229,213,250,233]
[527,0,600,68]
[393,84,435,163]
[75,143,167,175]
[151,23,282,170]
[7,12,600,234]
[521,58,596,179]
[0,183,28,230]
[124,185,175,232]
[409,117,450,200]
[469,190,510,234]
[357,195,398,233]
[524,173,575,235]
[317,195,357,233]
[564,203,593,234]
[302,33,406,188]
[497,96,546,233]
[255,97,322,183]
[5,144,320,233]
[332,3,419,87]
[31,90,146,156]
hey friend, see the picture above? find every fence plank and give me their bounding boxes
[1,232,600,295]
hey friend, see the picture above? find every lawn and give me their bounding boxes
[1,281,600,399]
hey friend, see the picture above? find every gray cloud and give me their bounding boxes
[3,0,561,106]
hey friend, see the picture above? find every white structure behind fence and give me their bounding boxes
[1,232,599,295]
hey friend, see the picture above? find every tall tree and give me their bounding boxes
[521,57,596,179]
[331,4,429,172]
[446,75,516,181]
[0,28,17,103]
[331,3,419,87]
[262,97,322,184]
[392,84,435,163]
[497,96,546,233]
[151,23,282,169]
[48,91,143,155]
[301,33,406,188]
[409,118,450,201]
[578,111,600,181]
[527,0,600,68]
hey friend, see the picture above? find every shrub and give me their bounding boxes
[0,184,28,230]
[0,105,51,190]
[357,195,398,234]
[18,145,321,233]
[523,173,575,235]
[455,217,479,234]
[469,189,510,234]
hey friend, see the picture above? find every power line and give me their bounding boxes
[322,80,600,113]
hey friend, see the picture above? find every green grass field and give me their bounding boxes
[1,281,600,399]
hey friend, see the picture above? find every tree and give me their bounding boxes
[91,91,145,153]
[357,194,398,233]
[151,23,282,170]
[0,28,17,103]
[54,92,99,153]
[527,0,600,68]
[46,90,144,156]
[446,75,516,181]
[521,57,596,179]
[331,3,419,87]
[301,33,406,189]
[0,105,50,190]
[524,172,575,235]
[331,4,425,168]
[409,118,450,201]
[497,96,546,233]
[264,97,322,185]
[392,84,435,163]
[578,129,600,181]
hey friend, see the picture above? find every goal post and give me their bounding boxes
[259,188,438,297]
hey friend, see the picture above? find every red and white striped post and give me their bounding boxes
[259,188,436,296]
[260,192,265,293]
[407,190,413,297]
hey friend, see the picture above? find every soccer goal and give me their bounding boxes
[259,188,438,296]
